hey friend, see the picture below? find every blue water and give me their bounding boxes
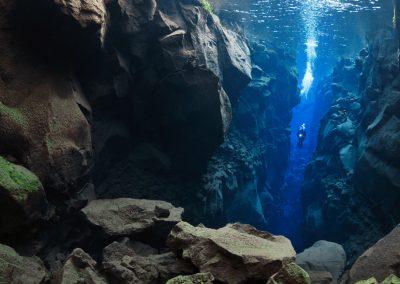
[269,86,320,249]
[220,0,393,248]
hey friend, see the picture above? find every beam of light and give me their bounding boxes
[300,38,318,97]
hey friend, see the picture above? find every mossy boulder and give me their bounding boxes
[267,262,311,284]
[0,243,48,283]
[381,274,400,284]
[355,278,378,284]
[0,156,47,238]
[200,0,214,14]
[166,272,214,284]
[0,156,42,199]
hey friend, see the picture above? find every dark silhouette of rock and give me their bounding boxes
[167,221,296,283]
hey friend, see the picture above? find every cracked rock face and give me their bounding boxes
[167,222,296,284]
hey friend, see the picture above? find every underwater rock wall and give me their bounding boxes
[203,40,299,227]
[301,29,400,262]
[0,0,252,236]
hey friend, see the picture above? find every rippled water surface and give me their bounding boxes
[219,0,392,71]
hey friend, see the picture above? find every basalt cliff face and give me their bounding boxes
[301,30,400,262]
[203,41,299,228]
[0,0,256,277]
[0,0,252,236]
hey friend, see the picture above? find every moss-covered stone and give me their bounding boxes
[355,277,378,284]
[0,156,42,202]
[0,102,27,128]
[381,274,400,284]
[200,0,214,14]
[267,262,311,284]
[166,272,214,284]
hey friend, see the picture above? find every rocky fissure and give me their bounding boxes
[301,29,400,263]
[1,0,400,283]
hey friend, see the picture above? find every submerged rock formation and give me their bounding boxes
[267,262,311,284]
[0,156,48,240]
[0,0,256,279]
[344,225,400,283]
[203,40,299,227]
[81,198,183,242]
[54,248,107,284]
[301,29,400,261]
[296,240,346,283]
[0,0,251,236]
[167,221,296,283]
[0,243,48,284]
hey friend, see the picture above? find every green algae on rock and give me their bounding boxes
[200,0,214,14]
[267,262,311,284]
[381,274,400,284]
[0,156,42,201]
[166,272,214,284]
[0,156,47,238]
[355,277,379,284]
[0,102,27,128]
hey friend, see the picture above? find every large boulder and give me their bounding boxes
[54,248,107,284]
[0,34,93,200]
[167,222,296,283]
[346,225,400,283]
[296,240,346,283]
[0,156,48,238]
[102,240,195,283]
[0,243,48,284]
[81,198,183,242]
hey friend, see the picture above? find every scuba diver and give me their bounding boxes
[297,123,307,147]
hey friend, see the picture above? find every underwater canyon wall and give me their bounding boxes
[0,0,252,251]
[301,29,400,262]
[203,41,300,228]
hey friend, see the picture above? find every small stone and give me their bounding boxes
[381,274,400,284]
[166,272,214,284]
[267,262,311,284]
[355,277,378,284]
